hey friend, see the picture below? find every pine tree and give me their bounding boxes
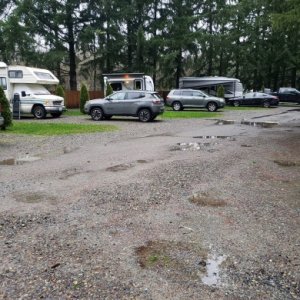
[55,85,66,107]
[106,82,113,97]
[0,87,12,130]
[217,85,225,98]
[80,84,89,114]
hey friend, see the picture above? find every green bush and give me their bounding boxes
[106,81,113,96]
[80,84,89,114]
[55,85,66,107]
[217,85,225,98]
[0,86,12,130]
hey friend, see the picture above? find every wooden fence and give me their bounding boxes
[65,90,170,109]
[65,91,104,108]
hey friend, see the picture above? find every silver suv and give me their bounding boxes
[166,89,225,112]
[84,91,164,122]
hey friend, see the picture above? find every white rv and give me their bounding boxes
[103,73,154,96]
[0,62,65,119]
[179,76,244,100]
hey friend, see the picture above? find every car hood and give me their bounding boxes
[87,98,106,104]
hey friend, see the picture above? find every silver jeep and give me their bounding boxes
[84,91,165,122]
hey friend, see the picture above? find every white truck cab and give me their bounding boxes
[103,73,154,96]
[0,62,65,119]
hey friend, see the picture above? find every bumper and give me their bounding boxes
[218,102,225,108]
[45,106,66,113]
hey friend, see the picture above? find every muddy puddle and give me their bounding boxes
[193,136,236,141]
[0,156,41,165]
[202,253,226,286]
[136,240,226,287]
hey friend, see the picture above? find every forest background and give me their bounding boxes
[0,0,299,92]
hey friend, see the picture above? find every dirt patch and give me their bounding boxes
[106,163,134,172]
[189,194,227,207]
[274,160,300,167]
[136,240,208,281]
[14,192,58,204]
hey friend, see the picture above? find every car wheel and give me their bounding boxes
[233,100,240,107]
[51,112,62,118]
[263,101,270,108]
[207,102,218,112]
[138,108,152,122]
[91,107,104,121]
[33,105,46,119]
[172,101,182,111]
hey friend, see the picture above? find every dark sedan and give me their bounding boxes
[228,92,279,108]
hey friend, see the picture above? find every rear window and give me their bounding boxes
[182,91,193,96]
[173,90,181,95]
[151,93,163,100]
[127,92,145,99]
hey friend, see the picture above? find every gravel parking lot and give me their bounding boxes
[0,106,299,299]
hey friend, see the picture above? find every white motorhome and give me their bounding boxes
[179,76,244,100]
[103,73,154,96]
[0,62,65,119]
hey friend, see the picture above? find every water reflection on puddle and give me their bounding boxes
[202,253,226,286]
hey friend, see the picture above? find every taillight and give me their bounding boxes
[152,99,161,104]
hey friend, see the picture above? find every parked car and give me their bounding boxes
[228,92,279,108]
[270,87,300,104]
[84,90,164,122]
[166,89,225,112]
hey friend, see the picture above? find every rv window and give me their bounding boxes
[8,70,23,78]
[110,82,122,91]
[34,71,55,80]
[134,80,142,90]
[0,77,7,90]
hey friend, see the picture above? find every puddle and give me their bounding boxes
[202,253,226,286]
[0,156,41,165]
[193,136,236,141]
[241,120,278,128]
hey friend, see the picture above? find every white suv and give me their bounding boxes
[166,89,225,112]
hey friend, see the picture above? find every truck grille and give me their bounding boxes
[53,101,62,106]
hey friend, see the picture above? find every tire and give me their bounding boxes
[91,107,104,121]
[51,112,62,118]
[233,100,240,107]
[138,108,152,122]
[263,101,270,108]
[33,105,46,119]
[172,101,182,111]
[207,102,218,112]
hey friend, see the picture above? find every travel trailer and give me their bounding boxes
[103,73,154,96]
[0,62,65,119]
[179,76,244,100]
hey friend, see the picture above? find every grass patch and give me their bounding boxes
[3,122,118,136]
[64,109,83,116]
[161,107,221,119]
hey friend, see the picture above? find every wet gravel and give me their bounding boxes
[0,107,299,299]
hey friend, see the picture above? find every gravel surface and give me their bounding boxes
[0,106,299,299]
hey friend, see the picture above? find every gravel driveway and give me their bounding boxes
[0,106,299,299]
